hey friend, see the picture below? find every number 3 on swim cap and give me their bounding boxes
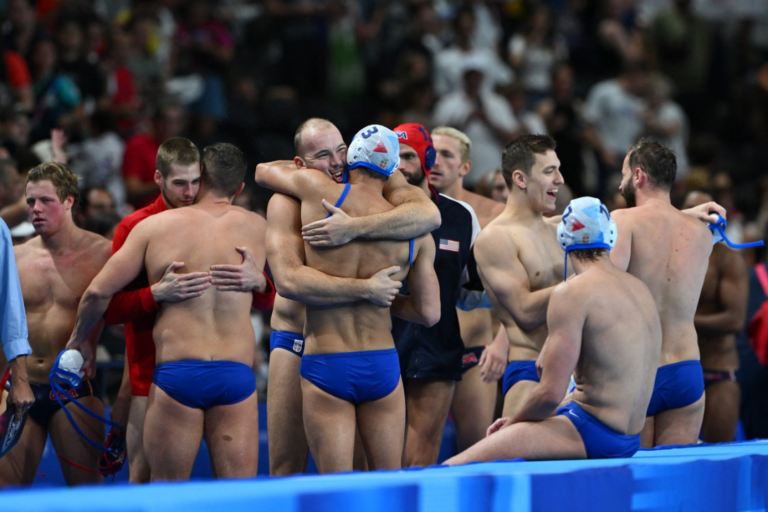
[361,127,379,139]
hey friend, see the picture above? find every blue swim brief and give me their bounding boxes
[557,401,641,459]
[300,348,400,404]
[646,360,704,417]
[270,330,305,357]
[502,360,540,396]
[153,360,256,410]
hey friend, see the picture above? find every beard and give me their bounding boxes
[402,168,425,187]
[621,179,637,208]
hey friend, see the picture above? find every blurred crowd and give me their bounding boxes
[1,0,768,436]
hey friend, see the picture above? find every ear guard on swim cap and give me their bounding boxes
[346,124,401,178]
[393,123,436,175]
[557,197,617,281]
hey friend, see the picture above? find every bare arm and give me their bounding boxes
[681,201,727,223]
[509,284,583,424]
[609,209,632,272]
[391,235,440,327]
[300,171,441,247]
[695,249,749,335]
[267,194,400,306]
[254,160,322,199]
[475,228,555,331]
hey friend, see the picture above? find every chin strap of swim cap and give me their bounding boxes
[562,243,611,281]
[709,216,764,249]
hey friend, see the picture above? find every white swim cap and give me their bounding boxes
[557,197,617,279]
[346,125,401,178]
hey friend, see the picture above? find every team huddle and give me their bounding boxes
[0,119,727,485]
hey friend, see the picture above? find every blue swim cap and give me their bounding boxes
[347,125,401,178]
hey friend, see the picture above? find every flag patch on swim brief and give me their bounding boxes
[462,352,479,365]
[293,338,304,353]
[439,239,460,252]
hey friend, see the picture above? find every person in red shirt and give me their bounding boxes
[106,137,273,482]
[121,101,185,210]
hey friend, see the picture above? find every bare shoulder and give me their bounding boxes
[463,191,505,222]
[13,235,39,260]
[81,230,112,262]
[475,220,519,261]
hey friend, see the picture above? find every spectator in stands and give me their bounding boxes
[642,74,690,182]
[3,0,48,59]
[56,17,105,116]
[501,83,548,137]
[122,98,185,209]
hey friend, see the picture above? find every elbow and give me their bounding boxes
[273,274,300,302]
[84,286,110,304]
[421,304,441,328]
[426,207,442,232]
[254,163,269,187]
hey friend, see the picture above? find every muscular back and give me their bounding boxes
[142,204,266,366]
[477,214,566,361]
[613,201,712,364]
[565,265,662,435]
[14,232,111,383]
[300,180,417,355]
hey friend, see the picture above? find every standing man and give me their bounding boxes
[0,217,34,421]
[680,189,748,443]
[0,162,112,486]
[429,126,508,450]
[473,135,566,422]
[106,137,273,483]
[68,143,268,482]
[262,118,441,475]
[446,198,661,464]
[256,125,441,473]
[391,123,481,467]
[611,139,713,447]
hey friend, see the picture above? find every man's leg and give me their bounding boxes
[402,379,455,467]
[301,377,356,474]
[126,395,150,482]
[205,391,259,478]
[701,381,740,443]
[357,379,406,471]
[0,391,47,486]
[49,395,105,485]
[143,384,204,482]
[501,380,538,419]
[445,415,586,465]
[267,350,307,475]
[452,365,498,451]
[653,394,706,447]
[640,417,655,448]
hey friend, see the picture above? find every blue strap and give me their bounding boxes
[409,238,414,268]
[49,353,119,453]
[327,183,351,219]
[709,216,764,249]
[562,243,611,281]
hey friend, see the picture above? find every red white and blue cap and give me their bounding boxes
[557,197,617,280]
[347,124,401,178]
[393,123,436,176]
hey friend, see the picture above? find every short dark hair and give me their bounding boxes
[627,138,676,190]
[501,134,556,188]
[155,137,199,179]
[569,248,607,261]
[26,162,81,205]
[201,143,247,196]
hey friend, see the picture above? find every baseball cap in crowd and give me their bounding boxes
[557,196,617,280]
[347,124,401,179]
[394,123,436,177]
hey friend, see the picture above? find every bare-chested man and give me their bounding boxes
[256,125,440,474]
[429,126,508,450]
[67,143,266,481]
[611,139,714,447]
[681,189,748,443]
[264,118,440,475]
[447,197,661,464]
[474,135,567,421]
[0,162,111,486]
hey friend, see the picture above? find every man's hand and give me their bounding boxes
[479,343,507,383]
[486,417,511,437]
[210,247,266,292]
[64,337,95,377]
[7,357,33,416]
[301,199,358,247]
[682,201,727,223]
[151,262,212,303]
[365,266,402,306]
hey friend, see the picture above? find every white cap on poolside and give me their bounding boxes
[347,125,401,178]
[557,197,617,252]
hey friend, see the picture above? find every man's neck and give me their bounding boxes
[196,188,233,205]
[634,187,671,208]
[41,218,78,254]
[504,190,545,223]
[440,178,465,201]
[347,172,387,194]
[571,254,613,276]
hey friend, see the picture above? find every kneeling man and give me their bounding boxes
[446,197,661,463]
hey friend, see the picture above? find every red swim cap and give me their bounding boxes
[393,123,436,176]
